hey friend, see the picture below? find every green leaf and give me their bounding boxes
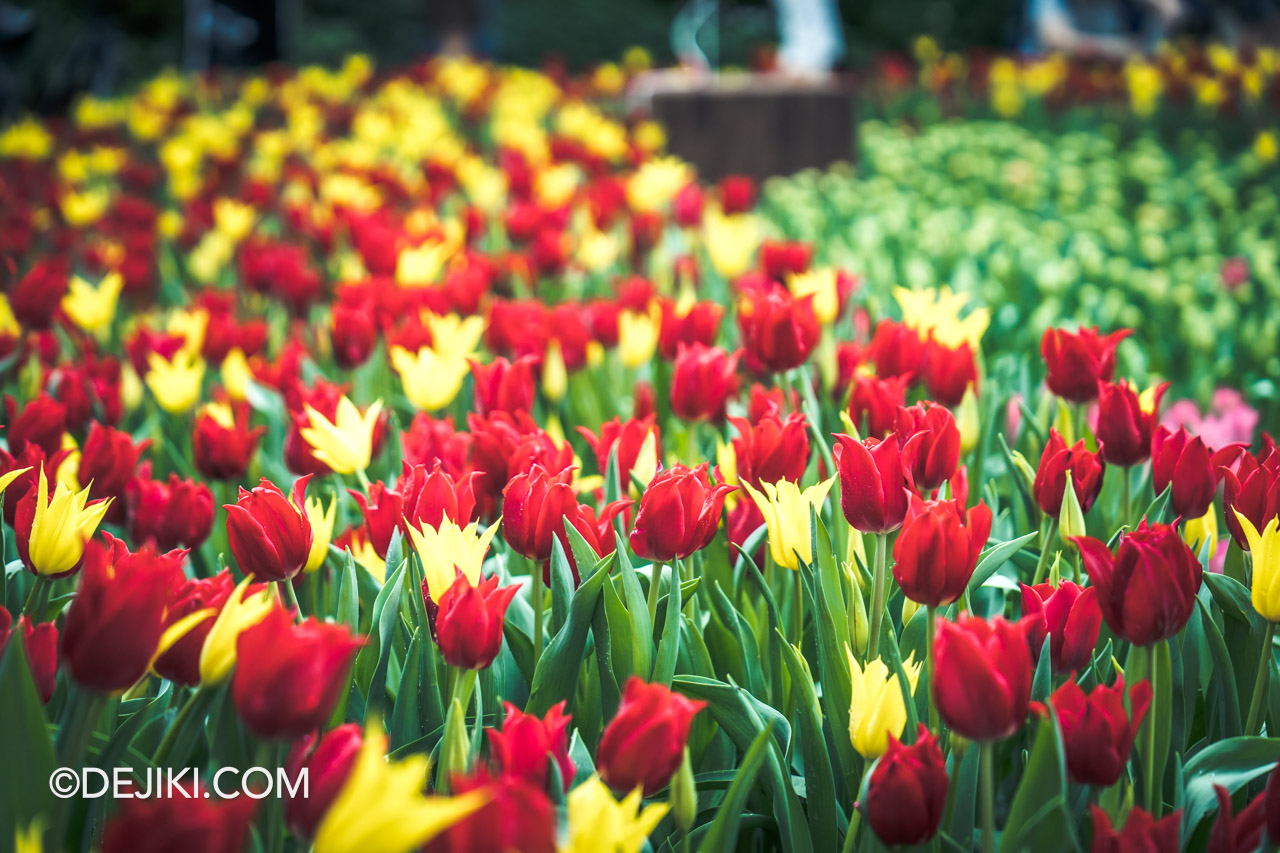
[614,532,654,682]
[361,558,407,721]
[777,631,842,851]
[549,537,576,637]
[695,722,775,853]
[336,550,360,630]
[0,633,56,849]
[999,709,1078,853]
[1180,736,1280,844]
[652,564,683,685]
[1031,636,1054,704]
[1127,640,1173,815]
[525,560,610,717]
[967,532,1039,594]
[389,630,423,749]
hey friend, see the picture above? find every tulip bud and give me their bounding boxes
[670,343,740,422]
[1019,581,1102,674]
[729,412,810,491]
[847,652,921,759]
[1033,428,1106,517]
[541,341,568,403]
[893,498,992,608]
[737,286,820,373]
[897,403,961,492]
[1009,449,1038,497]
[842,561,870,655]
[629,464,735,563]
[1151,426,1216,519]
[439,696,472,792]
[1058,473,1087,545]
[865,725,948,847]
[1040,326,1130,403]
[1096,380,1165,468]
[670,748,697,832]
[597,677,707,796]
[955,386,980,456]
[435,573,518,670]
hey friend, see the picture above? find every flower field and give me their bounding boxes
[1,48,1279,853]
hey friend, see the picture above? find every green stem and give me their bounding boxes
[22,574,48,618]
[926,605,940,733]
[841,809,861,853]
[867,532,888,661]
[355,467,371,492]
[1246,621,1276,736]
[1031,518,1057,585]
[793,568,804,646]
[151,687,206,765]
[647,561,664,623]
[1143,642,1159,815]
[532,562,545,673]
[278,579,302,621]
[980,740,996,853]
[1121,467,1132,529]
[451,666,478,710]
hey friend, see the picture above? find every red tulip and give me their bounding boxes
[737,286,819,373]
[424,767,555,853]
[488,701,575,791]
[4,393,66,457]
[1051,676,1152,786]
[471,355,537,416]
[126,464,215,551]
[1151,426,1216,519]
[1033,428,1107,516]
[1219,446,1280,551]
[436,573,519,670]
[718,174,757,214]
[10,259,67,329]
[897,402,961,492]
[577,414,660,486]
[658,299,722,360]
[671,182,704,227]
[1089,805,1181,852]
[61,534,186,693]
[597,677,707,796]
[670,343,740,422]
[924,339,978,407]
[629,463,735,562]
[193,403,263,481]
[865,724,948,847]
[77,423,150,522]
[1020,581,1102,674]
[1075,520,1202,646]
[833,433,912,534]
[330,301,377,369]
[759,240,811,280]
[502,464,580,564]
[847,373,907,438]
[1041,326,1130,403]
[933,616,1034,741]
[729,412,809,491]
[348,479,403,559]
[101,790,256,853]
[1096,380,1165,467]
[1209,784,1266,853]
[893,498,992,607]
[870,319,926,382]
[284,724,362,840]
[224,476,314,582]
[154,570,237,686]
[398,460,479,532]
[1267,760,1280,843]
[232,607,363,739]
[0,607,58,703]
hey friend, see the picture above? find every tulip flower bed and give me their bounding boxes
[1,51,1279,853]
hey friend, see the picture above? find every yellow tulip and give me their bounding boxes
[1185,505,1218,562]
[740,477,836,571]
[423,312,485,358]
[625,156,691,213]
[145,350,206,414]
[344,526,387,582]
[305,495,338,573]
[788,268,840,325]
[408,517,501,602]
[220,348,252,401]
[0,294,19,338]
[301,396,383,475]
[0,466,31,497]
[313,721,486,853]
[1236,511,1280,622]
[542,340,568,403]
[198,577,277,684]
[846,649,922,759]
[617,303,661,368]
[390,345,470,411]
[893,285,989,351]
[213,197,256,242]
[703,207,760,279]
[562,776,670,853]
[23,468,111,577]
[61,272,123,336]
[956,386,980,456]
